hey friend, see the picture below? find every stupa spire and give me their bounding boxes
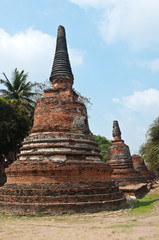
[50,25,74,88]
[113,120,121,140]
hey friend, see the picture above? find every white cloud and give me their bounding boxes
[70,0,159,50]
[0,28,83,83]
[111,88,159,153]
[112,88,159,114]
[138,58,159,72]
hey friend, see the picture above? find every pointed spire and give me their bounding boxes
[50,25,74,84]
[113,120,121,140]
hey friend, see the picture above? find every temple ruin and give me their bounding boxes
[0,26,126,215]
[107,120,145,186]
[132,154,154,182]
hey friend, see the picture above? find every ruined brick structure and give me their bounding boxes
[0,26,125,215]
[132,154,154,182]
[107,121,145,186]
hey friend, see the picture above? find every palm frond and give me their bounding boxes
[1,73,14,92]
[0,89,14,99]
[0,68,38,112]
[12,69,26,91]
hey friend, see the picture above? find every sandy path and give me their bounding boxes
[0,211,159,240]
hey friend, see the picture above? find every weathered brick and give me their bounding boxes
[107,121,147,186]
[132,154,155,181]
[0,26,126,215]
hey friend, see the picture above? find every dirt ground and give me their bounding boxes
[0,184,159,240]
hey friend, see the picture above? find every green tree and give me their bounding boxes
[0,98,32,165]
[94,135,111,162]
[139,117,159,172]
[0,68,36,111]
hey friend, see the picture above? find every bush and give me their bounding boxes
[93,135,111,162]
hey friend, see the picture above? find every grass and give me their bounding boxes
[130,188,159,215]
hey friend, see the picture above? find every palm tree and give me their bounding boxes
[0,68,36,110]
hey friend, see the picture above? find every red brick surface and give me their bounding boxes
[107,140,146,186]
[0,26,126,214]
[132,154,155,181]
[0,79,126,214]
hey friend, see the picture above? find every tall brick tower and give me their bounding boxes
[0,26,125,215]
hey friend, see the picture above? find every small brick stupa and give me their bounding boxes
[0,26,125,215]
[132,154,154,182]
[107,121,144,186]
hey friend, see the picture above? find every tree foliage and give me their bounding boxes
[139,117,159,172]
[0,98,33,164]
[0,68,37,112]
[93,135,111,162]
[0,68,38,164]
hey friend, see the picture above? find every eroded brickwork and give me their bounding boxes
[31,89,90,134]
[132,154,155,181]
[107,121,146,186]
[0,26,126,215]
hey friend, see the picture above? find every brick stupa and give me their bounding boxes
[132,154,154,182]
[0,26,125,215]
[107,121,144,186]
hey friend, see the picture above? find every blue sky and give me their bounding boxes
[0,0,159,154]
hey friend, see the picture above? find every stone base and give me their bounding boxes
[0,182,126,215]
[0,160,126,215]
[110,175,149,186]
[120,183,151,199]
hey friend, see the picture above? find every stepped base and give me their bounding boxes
[107,161,148,186]
[0,182,126,215]
[0,199,126,215]
[120,183,151,199]
[0,160,126,215]
[110,175,149,186]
